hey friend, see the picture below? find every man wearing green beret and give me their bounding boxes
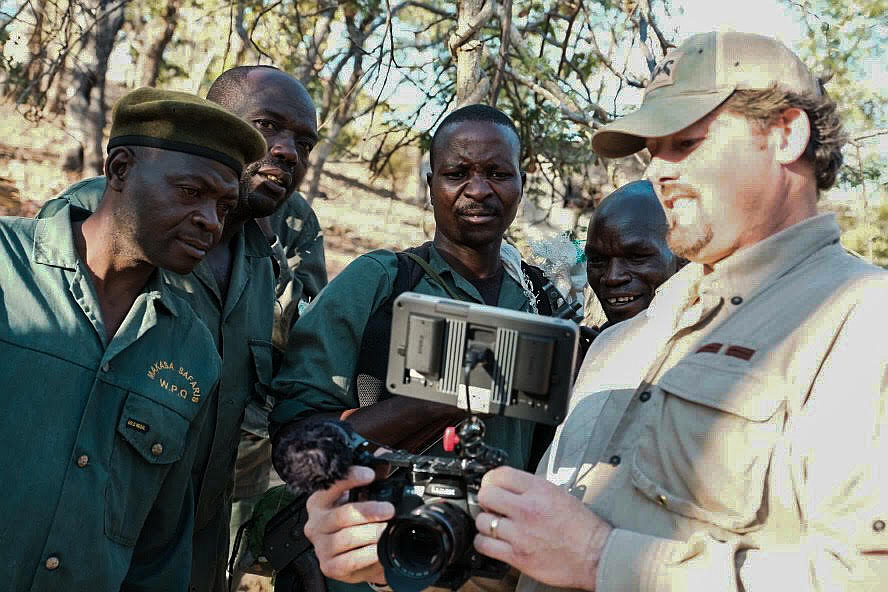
[0,87,266,591]
[39,66,321,592]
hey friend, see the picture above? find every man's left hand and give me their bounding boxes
[474,466,613,591]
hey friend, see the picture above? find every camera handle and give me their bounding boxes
[444,343,508,488]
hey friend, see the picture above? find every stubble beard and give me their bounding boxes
[666,221,714,261]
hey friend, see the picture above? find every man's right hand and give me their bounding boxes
[304,466,395,585]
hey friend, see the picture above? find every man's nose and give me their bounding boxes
[269,133,299,164]
[193,201,223,240]
[647,156,679,189]
[463,173,493,200]
[603,259,630,285]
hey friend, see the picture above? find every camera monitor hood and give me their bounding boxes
[386,292,579,427]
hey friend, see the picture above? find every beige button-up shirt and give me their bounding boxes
[519,214,888,592]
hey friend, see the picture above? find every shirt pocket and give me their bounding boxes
[631,356,786,532]
[105,391,190,546]
[249,338,276,407]
[250,339,274,387]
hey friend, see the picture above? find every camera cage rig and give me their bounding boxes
[386,292,580,427]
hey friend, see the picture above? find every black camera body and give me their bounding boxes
[350,417,509,592]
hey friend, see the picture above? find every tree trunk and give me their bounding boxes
[296,2,336,84]
[61,0,126,175]
[23,0,47,92]
[141,0,179,87]
[454,0,485,105]
[305,12,367,204]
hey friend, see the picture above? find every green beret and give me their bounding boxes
[107,87,266,175]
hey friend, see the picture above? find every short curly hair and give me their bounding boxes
[721,85,847,191]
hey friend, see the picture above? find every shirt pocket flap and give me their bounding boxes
[116,392,188,465]
[631,354,787,531]
[658,357,784,421]
[249,339,274,387]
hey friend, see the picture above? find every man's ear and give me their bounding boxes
[426,171,433,204]
[773,108,811,165]
[105,147,135,191]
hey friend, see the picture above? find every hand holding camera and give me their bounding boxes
[281,294,584,590]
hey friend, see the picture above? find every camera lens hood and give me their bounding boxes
[378,502,473,592]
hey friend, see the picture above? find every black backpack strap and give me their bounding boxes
[355,242,439,407]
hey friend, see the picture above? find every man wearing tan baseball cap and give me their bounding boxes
[278,32,887,592]
[463,32,887,592]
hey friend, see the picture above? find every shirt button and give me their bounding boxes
[76,455,89,468]
[609,455,621,466]
[639,391,651,402]
[730,296,743,305]
[101,363,110,372]
[656,494,667,507]
[45,556,60,570]
[874,520,886,532]
[151,443,164,457]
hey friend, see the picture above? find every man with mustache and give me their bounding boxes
[270,104,553,591]
[584,180,682,331]
[0,88,266,590]
[38,66,321,592]
[301,33,887,592]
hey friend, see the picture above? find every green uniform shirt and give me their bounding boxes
[267,191,328,349]
[40,179,278,592]
[270,246,537,592]
[270,245,536,471]
[0,205,221,591]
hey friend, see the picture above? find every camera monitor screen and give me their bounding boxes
[386,292,579,426]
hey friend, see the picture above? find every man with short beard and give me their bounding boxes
[38,66,320,592]
[301,33,888,592]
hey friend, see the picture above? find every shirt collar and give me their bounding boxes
[700,213,841,304]
[33,203,88,269]
[645,213,841,326]
[242,218,274,258]
[34,204,179,317]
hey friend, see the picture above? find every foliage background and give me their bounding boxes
[1,0,885,268]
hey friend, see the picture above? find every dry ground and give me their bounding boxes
[0,103,433,277]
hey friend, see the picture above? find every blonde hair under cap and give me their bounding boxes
[591,32,822,158]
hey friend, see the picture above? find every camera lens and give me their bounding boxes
[379,501,473,581]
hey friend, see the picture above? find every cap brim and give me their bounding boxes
[592,89,734,158]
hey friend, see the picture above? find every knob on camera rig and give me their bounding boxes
[266,294,579,591]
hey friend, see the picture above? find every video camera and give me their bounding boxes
[267,293,579,592]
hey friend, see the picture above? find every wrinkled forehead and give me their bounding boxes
[435,120,520,162]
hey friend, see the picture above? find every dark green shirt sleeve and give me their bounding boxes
[269,251,396,428]
[270,191,327,302]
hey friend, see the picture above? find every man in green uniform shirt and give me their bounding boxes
[0,88,265,591]
[39,66,321,592]
[271,104,551,592]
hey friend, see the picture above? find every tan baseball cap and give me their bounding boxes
[591,32,822,158]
